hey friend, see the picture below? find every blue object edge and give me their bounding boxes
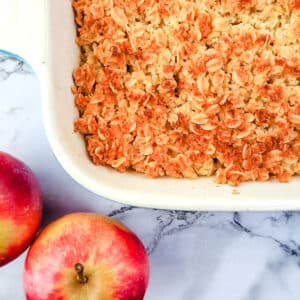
[0,48,34,73]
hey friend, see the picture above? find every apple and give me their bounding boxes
[0,152,42,266]
[24,213,150,300]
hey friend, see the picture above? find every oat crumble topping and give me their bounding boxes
[72,0,300,185]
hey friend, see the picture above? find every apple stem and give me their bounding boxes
[74,263,88,284]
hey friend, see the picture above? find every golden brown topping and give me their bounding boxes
[72,0,300,185]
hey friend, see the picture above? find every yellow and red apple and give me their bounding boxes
[24,213,150,300]
[0,152,42,266]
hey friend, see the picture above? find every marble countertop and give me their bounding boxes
[1,53,300,300]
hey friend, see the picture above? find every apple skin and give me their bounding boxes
[0,152,42,266]
[24,213,150,300]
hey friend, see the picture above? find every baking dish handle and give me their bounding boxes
[0,0,46,75]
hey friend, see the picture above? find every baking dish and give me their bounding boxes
[0,0,299,210]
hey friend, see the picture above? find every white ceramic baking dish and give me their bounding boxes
[0,0,299,210]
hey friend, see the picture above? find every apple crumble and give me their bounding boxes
[72,0,300,185]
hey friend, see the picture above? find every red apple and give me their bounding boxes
[24,213,150,300]
[0,151,42,266]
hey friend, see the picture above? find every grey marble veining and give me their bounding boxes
[0,55,31,81]
[1,54,300,300]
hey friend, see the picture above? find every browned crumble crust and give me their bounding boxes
[72,0,300,186]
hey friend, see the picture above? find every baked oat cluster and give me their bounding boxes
[72,0,300,185]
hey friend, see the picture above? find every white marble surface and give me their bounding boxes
[1,53,300,299]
